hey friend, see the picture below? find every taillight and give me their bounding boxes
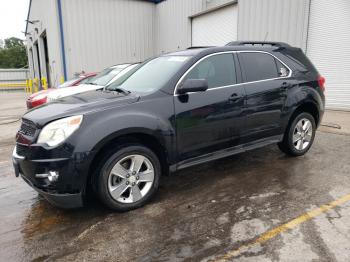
[318,75,326,92]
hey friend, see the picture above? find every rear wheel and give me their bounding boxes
[278,112,316,156]
[97,145,161,211]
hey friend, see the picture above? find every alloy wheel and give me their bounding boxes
[107,154,155,203]
[293,118,313,151]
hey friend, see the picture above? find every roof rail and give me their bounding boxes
[226,41,291,49]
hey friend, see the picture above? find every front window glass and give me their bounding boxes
[183,53,237,89]
[112,56,190,93]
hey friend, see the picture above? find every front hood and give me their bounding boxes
[47,84,104,100]
[29,89,52,99]
[24,90,140,127]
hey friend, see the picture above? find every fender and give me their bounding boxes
[72,110,176,162]
[281,82,325,130]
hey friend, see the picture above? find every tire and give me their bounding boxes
[96,145,161,211]
[278,112,316,156]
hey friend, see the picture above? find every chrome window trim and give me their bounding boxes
[173,50,293,96]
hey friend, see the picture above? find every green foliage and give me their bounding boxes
[0,37,28,68]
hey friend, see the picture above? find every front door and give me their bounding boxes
[174,53,245,162]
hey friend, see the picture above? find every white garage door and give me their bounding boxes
[192,4,238,47]
[307,0,350,110]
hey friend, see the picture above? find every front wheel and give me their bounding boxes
[278,112,316,156]
[97,145,161,211]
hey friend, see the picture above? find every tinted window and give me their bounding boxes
[184,53,236,89]
[239,52,279,82]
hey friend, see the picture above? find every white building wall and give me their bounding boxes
[306,0,350,109]
[154,0,235,55]
[154,0,204,54]
[26,0,239,85]
[61,0,155,78]
[26,0,64,87]
[237,0,310,50]
[192,4,238,46]
[26,0,312,87]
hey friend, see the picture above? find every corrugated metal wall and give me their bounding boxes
[26,0,311,85]
[306,0,350,109]
[192,4,238,46]
[237,0,310,50]
[154,0,204,54]
[61,0,155,77]
[0,69,29,82]
[26,0,64,87]
[154,0,235,54]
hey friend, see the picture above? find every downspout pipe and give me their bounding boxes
[57,0,67,81]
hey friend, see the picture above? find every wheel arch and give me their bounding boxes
[289,101,320,127]
[283,83,324,130]
[86,129,170,193]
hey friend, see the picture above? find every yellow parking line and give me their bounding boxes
[213,193,350,261]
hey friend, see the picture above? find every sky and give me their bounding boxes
[0,0,30,41]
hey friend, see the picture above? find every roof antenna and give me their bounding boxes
[264,32,269,41]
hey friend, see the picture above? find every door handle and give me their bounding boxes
[228,93,243,102]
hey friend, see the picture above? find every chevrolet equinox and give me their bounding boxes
[13,41,325,211]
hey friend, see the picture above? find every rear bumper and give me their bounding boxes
[12,146,91,209]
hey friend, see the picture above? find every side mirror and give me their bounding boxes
[177,79,208,94]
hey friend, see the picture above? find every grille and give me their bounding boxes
[19,120,36,137]
[16,144,28,156]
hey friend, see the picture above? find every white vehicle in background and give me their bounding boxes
[47,63,139,102]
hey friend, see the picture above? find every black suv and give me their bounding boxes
[13,41,325,211]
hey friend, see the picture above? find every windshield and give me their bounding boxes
[107,56,190,94]
[106,64,141,91]
[58,77,80,88]
[86,64,130,86]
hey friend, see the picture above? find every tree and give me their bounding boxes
[0,37,28,68]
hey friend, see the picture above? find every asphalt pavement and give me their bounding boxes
[1,92,350,262]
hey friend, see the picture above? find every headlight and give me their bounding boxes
[37,115,83,147]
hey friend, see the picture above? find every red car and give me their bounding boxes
[26,72,97,109]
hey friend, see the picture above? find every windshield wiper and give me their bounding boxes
[114,87,131,95]
[105,87,130,95]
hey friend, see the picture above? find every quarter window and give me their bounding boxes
[183,53,237,89]
[239,52,280,82]
[275,59,290,77]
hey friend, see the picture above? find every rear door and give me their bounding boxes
[238,51,291,143]
[174,53,245,162]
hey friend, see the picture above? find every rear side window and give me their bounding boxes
[184,53,237,89]
[239,52,279,82]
